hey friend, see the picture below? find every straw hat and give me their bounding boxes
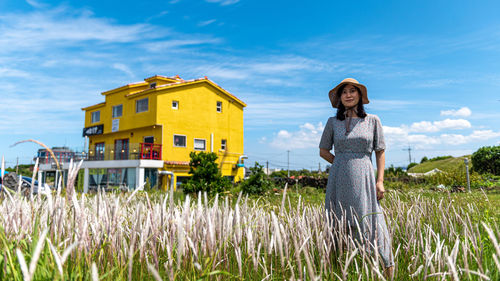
[328,78,369,108]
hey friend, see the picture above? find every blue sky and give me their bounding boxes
[1,0,500,171]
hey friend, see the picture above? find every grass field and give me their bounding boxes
[0,184,499,280]
[408,156,471,173]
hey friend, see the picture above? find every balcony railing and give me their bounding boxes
[36,151,87,164]
[87,143,162,161]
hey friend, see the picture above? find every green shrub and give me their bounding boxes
[407,162,418,170]
[385,165,406,177]
[240,162,273,195]
[182,152,231,195]
[472,145,500,175]
[420,156,429,163]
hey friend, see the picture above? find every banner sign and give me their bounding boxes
[112,119,119,132]
[82,124,104,136]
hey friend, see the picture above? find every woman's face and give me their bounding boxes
[340,84,360,108]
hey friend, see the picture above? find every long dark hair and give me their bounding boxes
[335,84,367,120]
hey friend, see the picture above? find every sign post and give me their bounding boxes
[464,158,471,193]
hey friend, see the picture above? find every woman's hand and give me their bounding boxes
[376,181,385,200]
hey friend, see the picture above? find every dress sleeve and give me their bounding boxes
[373,115,386,151]
[319,117,334,150]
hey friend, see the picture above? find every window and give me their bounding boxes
[172,100,179,109]
[194,139,206,151]
[216,101,222,113]
[136,98,148,113]
[173,135,186,147]
[149,82,156,89]
[221,139,227,150]
[91,111,100,123]
[112,105,123,118]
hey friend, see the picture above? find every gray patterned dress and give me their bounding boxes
[319,114,394,267]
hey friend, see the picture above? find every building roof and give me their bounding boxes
[144,75,182,83]
[126,77,247,107]
[82,75,247,111]
[81,102,106,111]
[100,81,148,96]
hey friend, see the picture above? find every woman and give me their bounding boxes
[319,78,394,277]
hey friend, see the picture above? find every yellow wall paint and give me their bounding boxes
[83,77,246,189]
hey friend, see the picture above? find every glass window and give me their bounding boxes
[149,82,156,89]
[216,101,222,113]
[194,139,206,151]
[172,100,179,109]
[136,98,149,113]
[221,139,227,150]
[112,104,123,118]
[91,111,100,123]
[174,135,186,147]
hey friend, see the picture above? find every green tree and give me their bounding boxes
[182,152,231,195]
[420,156,429,163]
[240,162,273,194]
[472,145,500,175]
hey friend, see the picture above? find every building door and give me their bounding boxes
[115,139,129,160]
[95,142,105,160]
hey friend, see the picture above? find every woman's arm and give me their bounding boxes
[319,148,334,164]
[375,149,385,200]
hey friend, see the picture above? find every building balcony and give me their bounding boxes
[87,143,162,161]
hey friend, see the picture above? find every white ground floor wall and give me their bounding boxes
[39,159,164,193]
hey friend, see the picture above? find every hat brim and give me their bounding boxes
[328,81,369,108]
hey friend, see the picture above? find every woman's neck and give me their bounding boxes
[344,106,359,117]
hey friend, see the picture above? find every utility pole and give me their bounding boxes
[16,157,19,174]
[402,146,413,165]
[266,161,269,175]
[318,162,321,173]
[287,150,290,177]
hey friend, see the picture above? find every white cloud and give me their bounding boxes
[270,122,324,149]
[409,118,471,132]
[383,124,500,149]
[198,19,216,27]
[0,7,159,52]
[440,107,472,117]
[112,63,134,78]
[205,0,240,6]
[142,38,221,52]
[26,0,46,8]
[0,68,31,78]
[243,95,331,127]
[409,79,457,88]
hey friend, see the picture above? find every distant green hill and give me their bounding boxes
[408,155,472,173]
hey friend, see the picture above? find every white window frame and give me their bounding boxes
[216,101,222,113]
[194,138,206,151]
[172,100,179,110]
[91,110,100,123]
[136,97,149,113]
[221,139,227,150]
[173,134,187,147]
[112,104,123,118]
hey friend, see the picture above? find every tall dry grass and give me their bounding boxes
[0,165,498,280]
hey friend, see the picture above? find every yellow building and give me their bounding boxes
[79,75,246,191]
